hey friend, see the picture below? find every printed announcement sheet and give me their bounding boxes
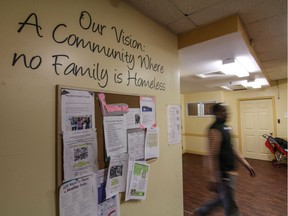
[61,89,95,132]
[59,175,97,216]
[125,160,150,200]
[127,128,145,160]
[125,108,141,129]
[140,96,156,128]
[103,115,127,157]
[63,129,98,181]
[97,169,120,216]
[167,105,181,145]
[145,127,160,159]
[105,153,129,199]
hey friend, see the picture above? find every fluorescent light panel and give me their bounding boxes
[221,58,249,77]
[242,78,269,89]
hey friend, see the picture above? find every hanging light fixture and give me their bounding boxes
[221,57,249,77]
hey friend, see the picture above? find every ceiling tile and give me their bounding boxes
[123,0,183,25]
[240,0,287,23]
[265,65,287,73]
[262,57,287,67]
[169,0,222,15]
[254,35,287,60]
[187,0,246,26]
[263,60,287,80]
[267,69,287,80]
[167,17,197,34]
[246,13,287,41]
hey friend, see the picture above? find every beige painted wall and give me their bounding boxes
[182,80,287,155]
[182,91,223,154]
[0,1,183,216]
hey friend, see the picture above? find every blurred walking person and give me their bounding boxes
[194,103,256,216]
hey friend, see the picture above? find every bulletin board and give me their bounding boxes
[56,85,141,189]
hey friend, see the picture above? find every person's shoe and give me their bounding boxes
[193,208,203,216]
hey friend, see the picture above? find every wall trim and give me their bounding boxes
[183,133,205,137]
[182,150,206,155]
[183,133,239,138]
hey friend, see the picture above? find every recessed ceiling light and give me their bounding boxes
[221,57,249,77]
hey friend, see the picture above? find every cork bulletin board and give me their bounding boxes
[56,85,143,189]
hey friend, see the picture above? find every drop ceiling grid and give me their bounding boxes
[166,17,197,34]
[124,0,185,26]
[123,0,287,92]
[240,0,287,23]
[255,35,287,60]
[245,14,287,42]
[168,0,224,16]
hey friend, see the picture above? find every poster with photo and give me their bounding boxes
[61,89,95,132]
[125,160,150,201]
[125,108,141,129]
[105,153,129,199]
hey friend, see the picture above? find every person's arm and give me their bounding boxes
[233,148,256,177]
[206,129,222,184]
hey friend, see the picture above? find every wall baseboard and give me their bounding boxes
[182,150,206,155]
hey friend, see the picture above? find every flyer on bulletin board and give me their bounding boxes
[125,160,150,201]
[105,153,129,199]
[127,128,145,160]
[61,89,95,132]
[140,96,156,128]
[145,127,160,159]
[97,169,120,216]
[103,115,127,157]
[59,174,97,216]
[63,129,98,182]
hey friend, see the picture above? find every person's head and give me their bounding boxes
[212,103,228,122]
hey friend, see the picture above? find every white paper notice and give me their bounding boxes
[125,108,141,129]
[103,115,127,157]
[125,157,134,201]
[59,175,97,216]
[63,129,98,182]
[127,128,145,160]
[97,169,120,216]
[98,194,120,216]
[140,96,156,128]
[167,105,182,145]
[145,127,160,159]
[106,153,129,199]
[61,89,95,132]
[126,161,150,200]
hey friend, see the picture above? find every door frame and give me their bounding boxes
[237,96,277,155]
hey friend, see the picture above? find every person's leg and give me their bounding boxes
[230,174,239,216]
[195,174,239,216]
[195,197,222,215]
[221,175,239,216]
[194,183,223,215]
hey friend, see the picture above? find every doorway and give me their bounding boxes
[239,98,275,161]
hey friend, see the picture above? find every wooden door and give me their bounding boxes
[240,99,274,160]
